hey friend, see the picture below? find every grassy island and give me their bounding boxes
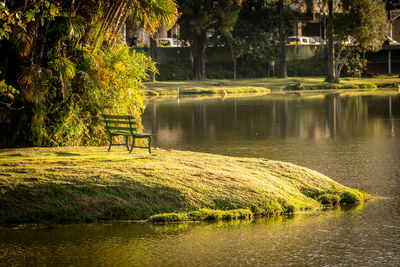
[143,75,399,96]
[0,147,368,224]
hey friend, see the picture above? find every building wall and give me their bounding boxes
[393,19,400,42]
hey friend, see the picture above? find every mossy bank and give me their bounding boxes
[0,147,369,224]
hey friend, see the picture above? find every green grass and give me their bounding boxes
[148,208,253,223]
[142,75,399,96]
[0,147,370,224]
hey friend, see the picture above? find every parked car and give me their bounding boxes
[159,38,178,47]
[287,36,320,45]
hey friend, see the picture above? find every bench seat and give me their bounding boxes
[102,114,154,154]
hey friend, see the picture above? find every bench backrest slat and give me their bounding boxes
[103,120,136,125]
[102,114,137,133]
[106,126,136,131]
[102,114,134,120]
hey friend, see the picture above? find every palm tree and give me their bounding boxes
[92,0,178,48]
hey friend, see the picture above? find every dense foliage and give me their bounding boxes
[331,0,388,81]
[177,0,242,80]
[0,0,176,147]
[228,1,279,80]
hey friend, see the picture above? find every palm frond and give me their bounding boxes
[11,24,36,57]
[132,0,178,33]
[17,65,48,102]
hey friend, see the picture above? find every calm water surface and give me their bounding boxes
[1,92,400,266]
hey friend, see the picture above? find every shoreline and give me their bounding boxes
[142,76,399,97]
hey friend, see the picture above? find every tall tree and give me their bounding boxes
[178,0,242,80]
[149,32,158,82]
[276,0,310,78]
[332,0,388,82]
[278,0,286,78]
[326,0,335,82]
[229,0,279,80]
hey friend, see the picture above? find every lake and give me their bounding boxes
[1,92,399,266]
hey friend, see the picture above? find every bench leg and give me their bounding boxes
[107,134,112,151]
[125,136,129,151]
[148,136,152,154]
[129,136,135,153]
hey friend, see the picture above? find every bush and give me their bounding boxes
[358,83,377,89]
[342,53,367,77]
[188,208,253,221]
[148,208,253,222]
[149,212,188,222]
[206,63,234,79]
[42,44,154,146]
[286,58,328,77]
[317,194,341,205]
[375,82,396,88]
[157,63,193,80]
[247,198,299,215]
[285,80,305,90]
[341,189,364,204]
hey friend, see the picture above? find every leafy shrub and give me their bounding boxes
[286,58,327,77]
[285,80,304,90]
[282,203,296,213]
[375,82,396,88]
[157,63,193,80]
[342,53,367,77]
[41,44,154,146]
[247,198,300,215]
[188,208,252,221]
[358,83,377,89]
[149,212,188,222]
[341,189,364,204]
[148,208,253,222]
[206,63,234,79]
[317,194,341,205]
[237,61,268,78]
[0,75,19,103]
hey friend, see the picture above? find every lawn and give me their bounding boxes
[0,147,368,224]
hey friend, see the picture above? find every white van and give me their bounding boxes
[288,36,320,45]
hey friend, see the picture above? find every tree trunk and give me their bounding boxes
[92,0,123,48]
[334,66,342,83]
[327,0,335,82]
[278,0,287,78]
[334,46,345,83]
[110,6,130,46]
[334,57,343,83]
[149,33,158,82]
[191,32,208,80]
[37,20,50,66]
[230,43,237,81]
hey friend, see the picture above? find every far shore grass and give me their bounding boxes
[0,147,370,224]
[142,75,399,96]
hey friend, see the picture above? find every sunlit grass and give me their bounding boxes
[0,147,369,224]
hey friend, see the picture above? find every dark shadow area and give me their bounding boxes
[54,152,81,157]
[1,153,25,157]
[0,180,188,224]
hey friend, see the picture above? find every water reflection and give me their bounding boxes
[1,93,400,266]
[144,94,400,147]
[1,201,399,266]
[143,93,400,197]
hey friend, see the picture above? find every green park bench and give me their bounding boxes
[102,114,154,154]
